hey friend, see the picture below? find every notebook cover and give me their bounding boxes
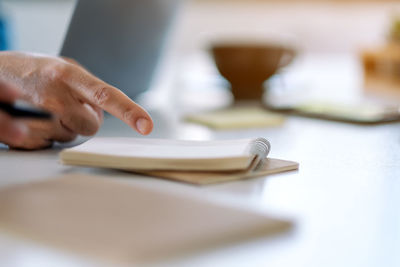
[134,158,299,185]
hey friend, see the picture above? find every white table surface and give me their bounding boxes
[1,52,400,267]
[1,1,400,266]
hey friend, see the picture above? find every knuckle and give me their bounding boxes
[60,117,99,137]
[79,120,100,136]
[40,97,66,114]
[43,62,71,82]
[93,86,111,106]
[56,121,78,142]
[78,116,100,136]
[123,109,135,122]
[85,124,100,136]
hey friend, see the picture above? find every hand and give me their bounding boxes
[0,83,28,145]
[0,51,153,150]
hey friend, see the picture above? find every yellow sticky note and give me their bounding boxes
[185,107,285,130]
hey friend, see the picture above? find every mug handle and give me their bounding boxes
[279,48,296,68]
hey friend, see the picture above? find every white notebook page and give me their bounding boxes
[67,138,253,159]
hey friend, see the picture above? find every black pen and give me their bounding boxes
[0,101,52,119]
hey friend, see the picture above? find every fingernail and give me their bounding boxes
[136,118,151,135]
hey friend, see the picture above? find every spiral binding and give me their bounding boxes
[249,138,271,170]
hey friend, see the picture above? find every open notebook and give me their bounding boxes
[60,137,298,184]
[0,174,292,264]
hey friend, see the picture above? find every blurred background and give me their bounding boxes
[2,0,400,110]
[1,0,398,54]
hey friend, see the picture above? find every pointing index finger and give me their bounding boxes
[65,65,153,135]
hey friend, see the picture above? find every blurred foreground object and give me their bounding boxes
[211,43,296,103]
[0,174,292,264]
[361,16,400,99]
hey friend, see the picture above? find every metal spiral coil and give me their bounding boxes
[249,137,271,160]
